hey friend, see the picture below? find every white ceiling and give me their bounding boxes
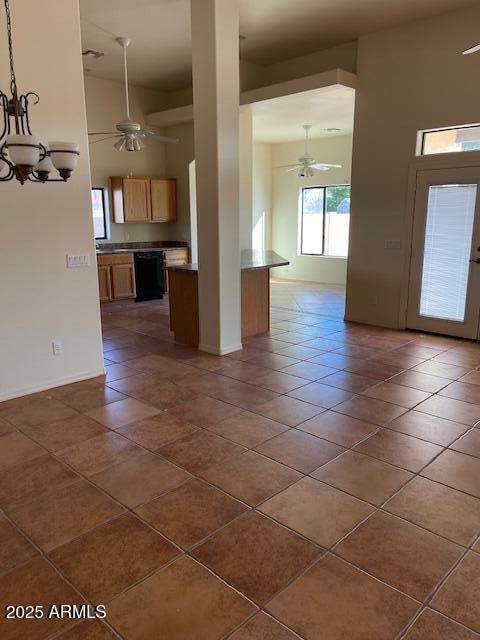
[79,0,478,91]
[251,86,355,144]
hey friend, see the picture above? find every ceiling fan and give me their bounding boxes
[275,125,342,177]
[463,42,480,56]
[88,38,178,151]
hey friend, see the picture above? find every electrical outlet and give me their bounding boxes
[52,341,63,356]
[67,254,90,268]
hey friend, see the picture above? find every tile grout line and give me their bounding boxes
[3,296,480,638]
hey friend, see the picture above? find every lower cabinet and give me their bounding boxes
[97,248,188,301]
[97,265,113,302]
[111,263,136,299]
[97,253,136,302]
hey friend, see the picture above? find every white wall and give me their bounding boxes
[240,107,253,250]
[260,41,357,87]
[84,75,170,244]
[252,143,273,251]
[271,135,352,284]
[346,3,480,328]
[164,122,195,243]
[0,0,104,400]
[161,41,357,108]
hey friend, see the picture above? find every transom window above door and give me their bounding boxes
[299,185,351,257]
[420,124,480,155]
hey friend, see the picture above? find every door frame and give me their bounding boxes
[399,150,480,331]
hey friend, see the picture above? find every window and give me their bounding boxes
[299,185,351,257]
[91,188,108,240]
[419,183,477,322]
[421,125,480,155]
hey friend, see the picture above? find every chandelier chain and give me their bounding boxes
[4,0,17,96]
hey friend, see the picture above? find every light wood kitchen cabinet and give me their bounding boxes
[97,265,113,302]
[111,176,176,224]
[97,253,136,302]
[111,263,136,299]
[150,178,177,222]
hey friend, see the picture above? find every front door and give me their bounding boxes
[407,167,480,339]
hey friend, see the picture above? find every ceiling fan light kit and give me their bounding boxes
[0,0,79,184]
[88,37,179,152]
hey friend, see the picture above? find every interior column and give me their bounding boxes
[191,0,242,355]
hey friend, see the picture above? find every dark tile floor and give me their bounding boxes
[1,281,480,639]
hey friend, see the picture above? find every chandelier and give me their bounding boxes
[0,0,79,184]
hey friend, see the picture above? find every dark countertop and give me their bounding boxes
[96,241,188,255]
[167,250,289,272]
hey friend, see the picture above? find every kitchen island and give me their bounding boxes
[167,250,289,347]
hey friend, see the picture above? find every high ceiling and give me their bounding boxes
[79,0,478,91]
[251,86,355,143]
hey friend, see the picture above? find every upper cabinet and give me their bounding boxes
[111,176,177,224]
[150,178,177,222]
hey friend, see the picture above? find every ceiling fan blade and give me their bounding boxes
[463,43,480,55]
[139,129,179,143]
[88,131,118,136]
[89,135,122,144]
[287,166,301,172]
[312,163,342,169]
[274,164,301,169]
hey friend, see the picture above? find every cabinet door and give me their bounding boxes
[98,266,112,302]
[123,178,151,223]
[111,264,136,300]
[150,179,177,222]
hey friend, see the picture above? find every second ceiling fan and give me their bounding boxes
[275,125,342,177]
[88,37,178,152]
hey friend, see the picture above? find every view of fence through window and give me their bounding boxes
[300,185,351,257]
[422,125,480,155]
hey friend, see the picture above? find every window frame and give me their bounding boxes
[299,184,350,258]
[299,186,326,256]
[420,124,480,156]
[91,187,109,241]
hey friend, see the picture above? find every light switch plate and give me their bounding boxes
[67,253,90,268]
[52,341,63,356]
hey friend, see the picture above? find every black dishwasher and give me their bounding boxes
[134,251,165,302]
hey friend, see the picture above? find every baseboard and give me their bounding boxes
[198,343,243,356]
[0,368,106,402]
[343,312,400,330]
